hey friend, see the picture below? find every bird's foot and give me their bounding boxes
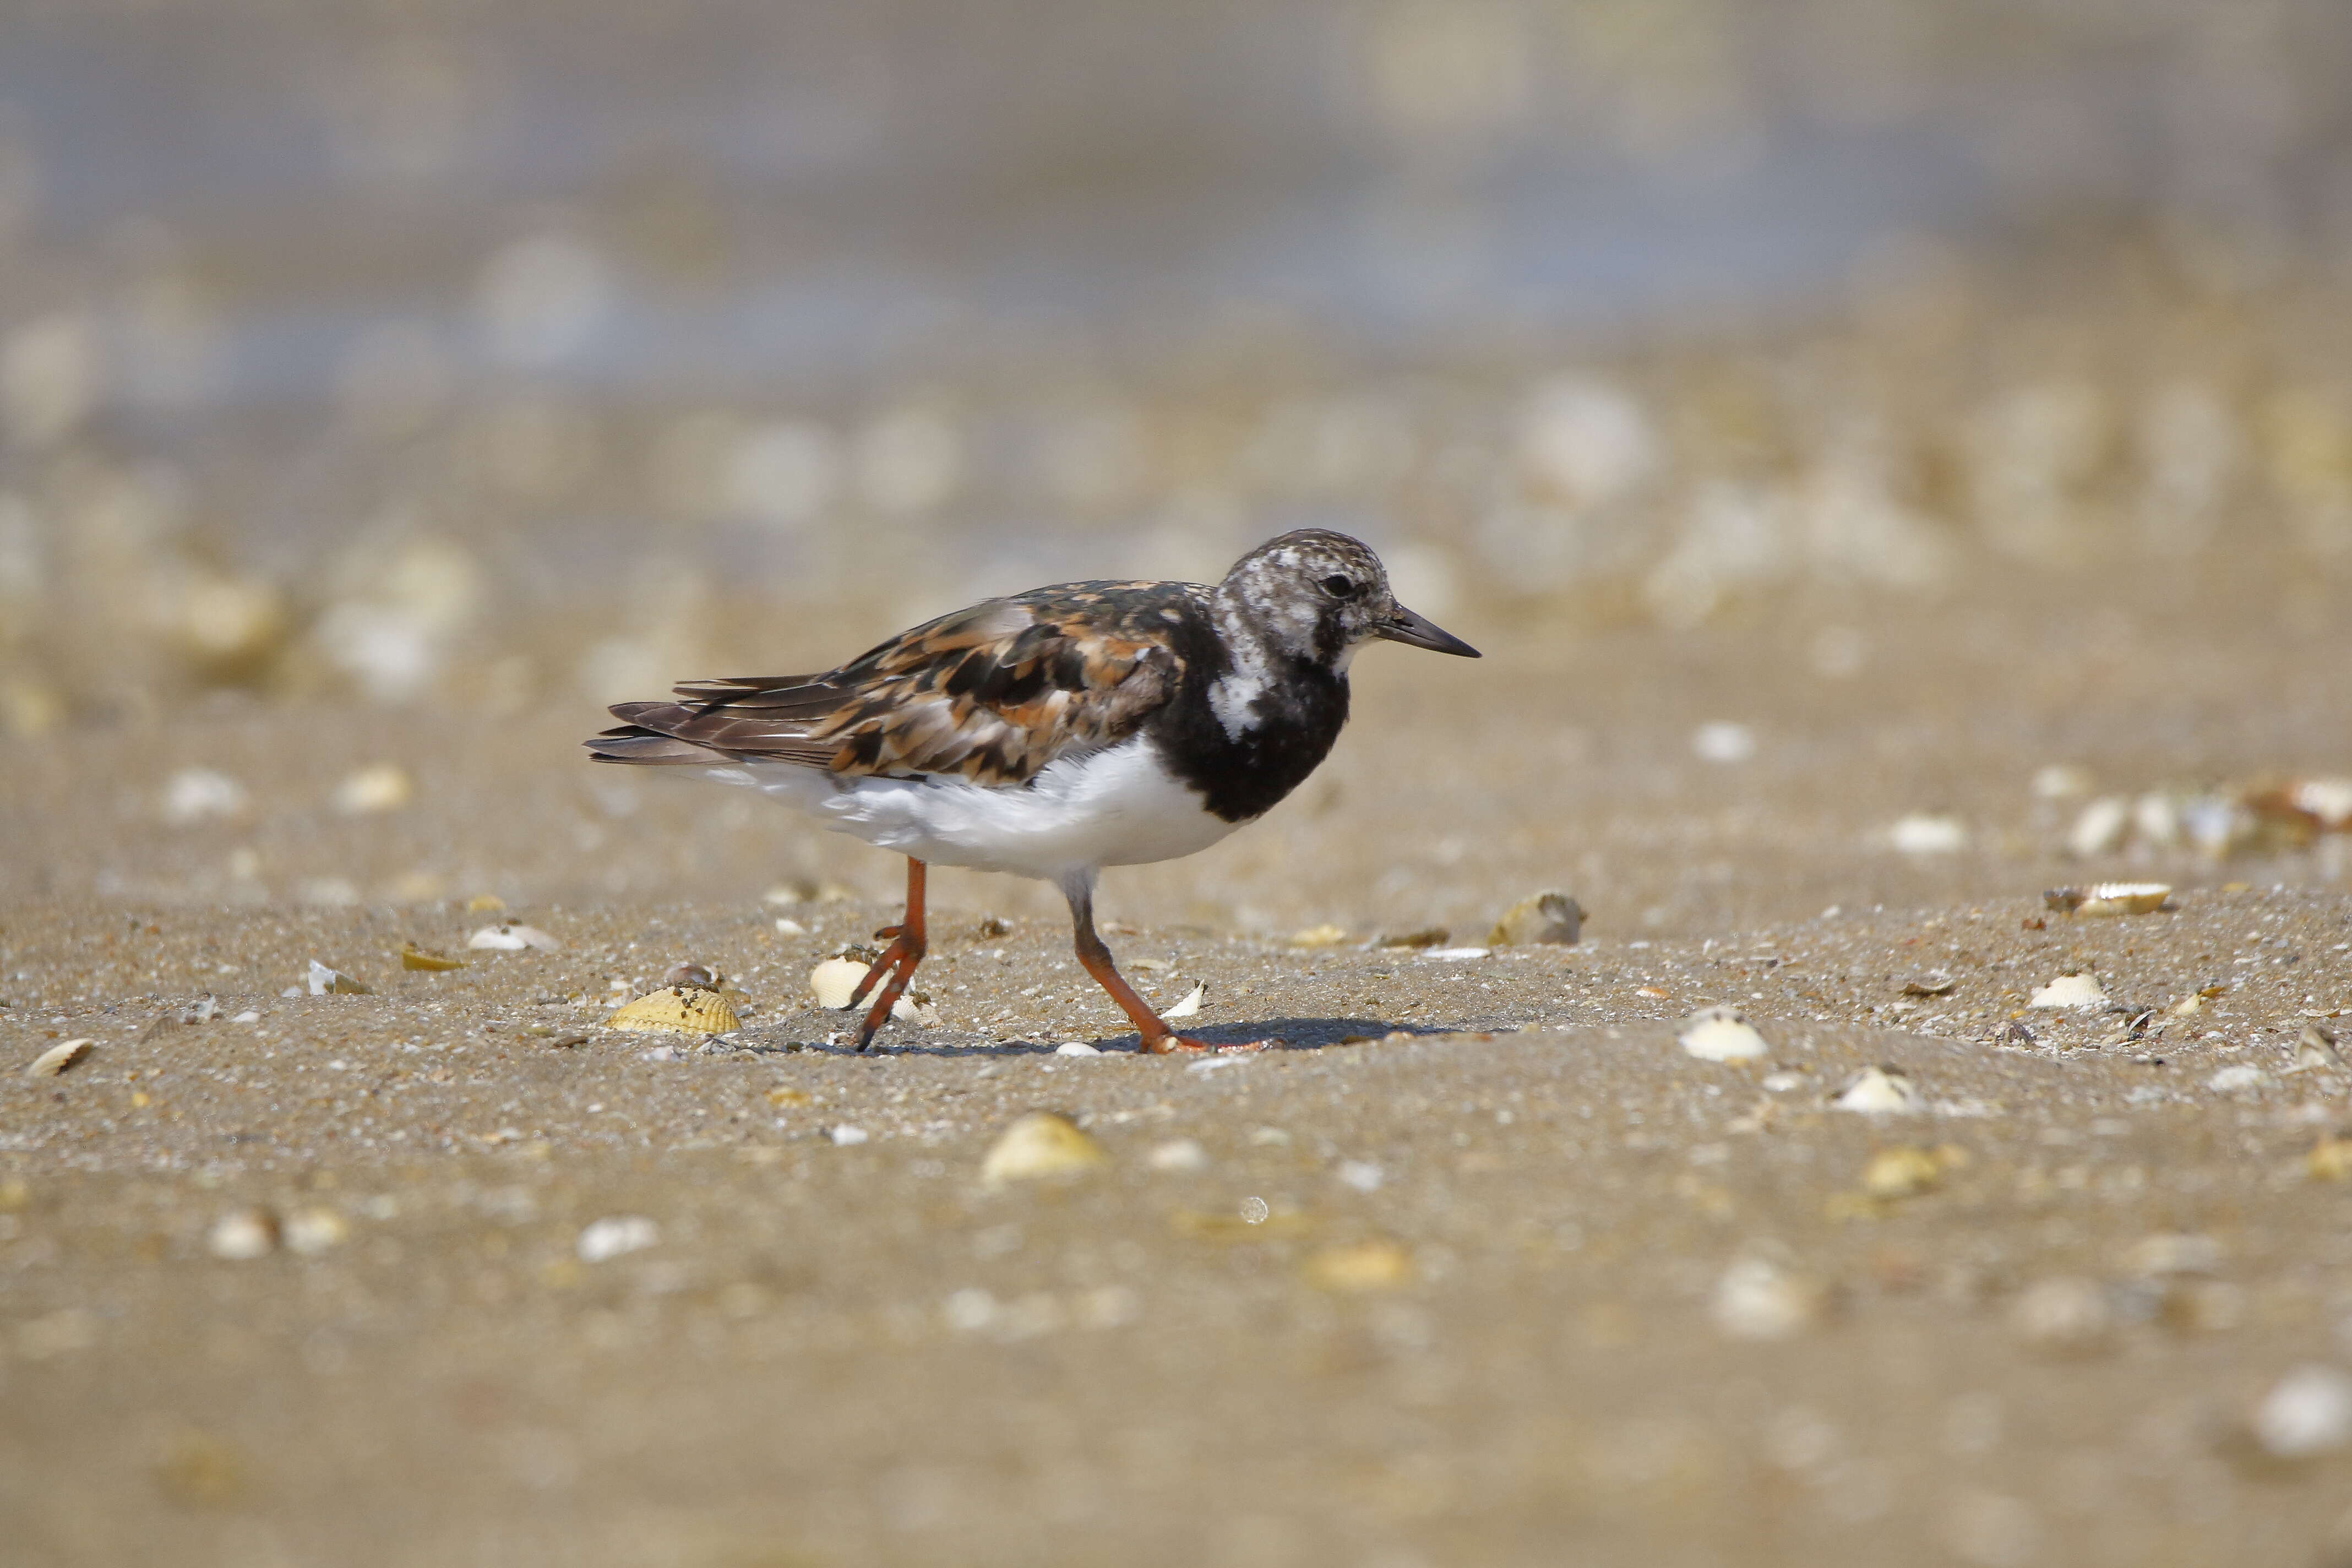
[849,932,925,1050]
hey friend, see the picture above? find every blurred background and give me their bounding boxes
[4,0,2351,922]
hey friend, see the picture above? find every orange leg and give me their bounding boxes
[849,858,927,1050]
[1064,878,1275,1054]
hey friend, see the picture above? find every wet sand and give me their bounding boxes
[4,562,2352,1566]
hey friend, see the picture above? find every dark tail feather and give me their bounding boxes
[584,726,729,766]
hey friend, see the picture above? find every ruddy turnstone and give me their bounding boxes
[586,529,1479,1053]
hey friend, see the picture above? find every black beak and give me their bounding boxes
[1374,602,1480,658]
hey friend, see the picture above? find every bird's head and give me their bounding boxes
[1214,529,1480,669]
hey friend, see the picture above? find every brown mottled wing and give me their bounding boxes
[585,583,1192,786]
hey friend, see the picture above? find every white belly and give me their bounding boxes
[706,735,1244,880]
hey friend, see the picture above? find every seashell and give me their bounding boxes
[465,893,507,912]
[1424,947,1490,961]
[1832,1066,1924,1114]
[2067,797,2132,857]
[1861,1145,1946,1199]
[2291,1021,2346,1074]
[1148,1138,1207,1172]
[25,1038,92,1077]
[1711,1256,1823,1340]
[607,987,739,1035]
[660,962,718,990]
[981,1112,1108,1185]
[2253,1366,2352,1460]
[207,1207,279,1260]
[576,1215,660,1264]
[399,943,466,972]
[1888,813,1967,855]
[1377,927,1450,950]
[2032,764,2094,800]
[1302,1240,1413,1292]
[1902,971,1957,997]
[1054,1041,1101,1057]
[1678,1005,1768,1061]
[1489,891,1583,946]
[2028,973,2106,1009]
[2206,1064,2267,1093]
[1162,983,1205,1019]
[306,960,372,995]
[161,767,248,825]
[826,1124,869,1146]
[2043,883,2170,917]
[2309,1134,2352,1183]
[331,763,413,815]
[282,1208,350,1256]
[467,922,558,952]
[808,956,871,1010]
[1288,923,1349,948]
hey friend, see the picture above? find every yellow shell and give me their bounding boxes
[1302,1240,1413,1292]
[979,1112,1107,1184]
[399,943,467,972]
[607,987,741,1035]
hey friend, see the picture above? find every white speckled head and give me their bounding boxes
[1211,529,1478,668]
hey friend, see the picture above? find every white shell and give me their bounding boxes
[331,763,413,815]
[2046,882,2170,916]
[1425,947,1491,962]
[809,957,870,1010]
[1711,1256,1821,1340]
[2029,973,2108,1009]
[1162,982,1205,1019]
[2207,1064,2268,1092]
[467,923,559,952]
[24,1038,92,1078]
[1888,813,1968,855]
[1832,1066,1925,1114]
[1054,1041,1102,1057]
[1678,1005,1768,1061]
[576,1215,660,1263]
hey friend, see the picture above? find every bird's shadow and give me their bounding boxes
[717,1014,1464,1058]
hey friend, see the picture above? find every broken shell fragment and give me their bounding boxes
[660,962,718,990]
[606,987,741,1035]
[1861,1145,1947,1199]
[808,956,871,1010]
[1303,1240,1413,1292]
[2067,797,2132,857]
[466,922,559,952]
[980,1112,1108,1185]
[1489,891,1583,946]
[1888,813,1968,855]
[2044,883,2171,917]
[1832,1066,1925,1114]
[1678,1005,1768,1061]
[399,943,466,972]
[2293,1022,2346,1074]
[1162,983,1205,1020]
[25,1038,93,1077]
[1376,927,1450,949]
[306,960,372,995]
[1288,923,1349,948]
[1902,971,1957,997]
[2029,973,2108,1009]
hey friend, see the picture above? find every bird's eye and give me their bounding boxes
[1319,574,1359,598]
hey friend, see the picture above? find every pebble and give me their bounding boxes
[808,956,870,1010]
[24,1038,92,1078]
[1147,1138,1207,1172]
[2009,1277,2112,1354]
[2253,1365,2352,1459]
[306,960,372,996]
[1712,1256,1823,1340]
[467,922,559,952]
[399,943,466,972]
[2206,1064,2268,1093]
[1303,1240,1413,1292]
[606,987,741,1035]
[773,917,807,936]
[207,1207,279,1261]
[576,1216,661,1264]
[2028,973,2107,1009]
[1889,813,1968,855]
[826,1124,869,1146]
[2043,882,2171,916]
[1678,1005,1768,1061]
[1832,1066,1925,1114]
[331,762,414,815]
[981,1112,1107,1184]
[1162,983,1205,1019]
[282,1207,350,1256]
[1489,891,1583,946]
